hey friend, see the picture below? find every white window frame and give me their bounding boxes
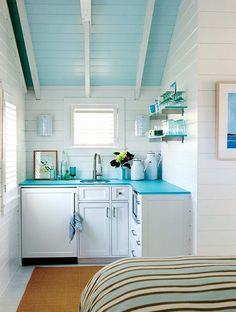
[64,98,125,150]
[4,101,17,202]
[0,85,18,216]
[0,84,4,215]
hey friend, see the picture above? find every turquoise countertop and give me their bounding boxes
[19,179,190,195]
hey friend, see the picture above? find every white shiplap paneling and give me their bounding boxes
[161,0,198,254]
[0,0,26,297]
[197,0,236,256]
[25,87,161,179]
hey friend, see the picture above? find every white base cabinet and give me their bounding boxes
[79,203,110,257]
[78,186,129,258]
[130,194,192,257]
[21,187,77,259]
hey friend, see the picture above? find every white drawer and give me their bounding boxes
[78,187,109,201]
[111,186,129,201]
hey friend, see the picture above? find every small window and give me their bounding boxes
[65,99,125,149]
[73,106,116,147]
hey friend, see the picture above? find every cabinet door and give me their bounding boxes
[111,202,129,256]
[22,188,77,258]
[79,203,110,257]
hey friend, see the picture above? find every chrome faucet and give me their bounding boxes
[93,153,102,180]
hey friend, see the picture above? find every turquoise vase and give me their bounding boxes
[120,166,129,180]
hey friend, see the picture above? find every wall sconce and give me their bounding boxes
[37,114,53,136]
[135,115,149,136]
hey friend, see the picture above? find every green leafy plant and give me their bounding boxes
[110,150,134,169]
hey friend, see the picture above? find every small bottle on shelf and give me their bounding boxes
[50,166,55,180]
[61,150,69,180]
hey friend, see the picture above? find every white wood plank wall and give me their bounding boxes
[161,0,199,254]
[162,0,236,256]
[0,1,26,296]
[197,0,236,255]
[25,87,161,179]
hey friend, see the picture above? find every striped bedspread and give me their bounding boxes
[79,256,236,311]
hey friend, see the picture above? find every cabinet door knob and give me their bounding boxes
[113,207,116,218]
[118,191,123,195]
[106,207,109,218]
[131,250,136,257]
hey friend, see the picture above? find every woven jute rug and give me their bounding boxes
[17,266,102,312]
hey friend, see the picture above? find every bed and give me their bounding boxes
[79,256,236,311]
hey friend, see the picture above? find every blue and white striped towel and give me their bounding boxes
[69,211,83,242]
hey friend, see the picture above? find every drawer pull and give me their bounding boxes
[131,250,136,257]
[131,229,137,236]
[113,207,116,218]
[136,240,141,246]
[118,191,123,195]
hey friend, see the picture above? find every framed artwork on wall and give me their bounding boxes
[216,81,236,160]
[33,150,58,179]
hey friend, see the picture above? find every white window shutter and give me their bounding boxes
[73,107,116,147]
[4,102,17,204]
[0,85,3,215]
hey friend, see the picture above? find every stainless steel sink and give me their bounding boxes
[80,179,111,184]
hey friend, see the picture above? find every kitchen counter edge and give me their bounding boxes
[18,179,191,195]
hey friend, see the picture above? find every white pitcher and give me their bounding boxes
[131,159,144,180]
[144,152,160,180]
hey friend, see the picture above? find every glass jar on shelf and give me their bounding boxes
[175,119,187,135]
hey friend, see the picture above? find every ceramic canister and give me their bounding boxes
[131,159,144,180]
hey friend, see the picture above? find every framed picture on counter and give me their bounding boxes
[33,150,58,179]
[216,82,236,160]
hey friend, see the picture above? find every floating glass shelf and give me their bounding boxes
[149,113,167,120]
[150,106,188,119]
[162,134,187,143]
[147,134,187,143]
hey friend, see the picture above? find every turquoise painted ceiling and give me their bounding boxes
[10,0,180,87]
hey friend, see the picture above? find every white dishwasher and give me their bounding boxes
[21,187,78,265]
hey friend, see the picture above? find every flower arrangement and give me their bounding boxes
[110,150,134,169]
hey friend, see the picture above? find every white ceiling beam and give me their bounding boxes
[83,21,90,98]
[80,0,91,98]
[16,0,41,99]
[80,0,91,23]
[1,0,27,93]
[135,0,155,99]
